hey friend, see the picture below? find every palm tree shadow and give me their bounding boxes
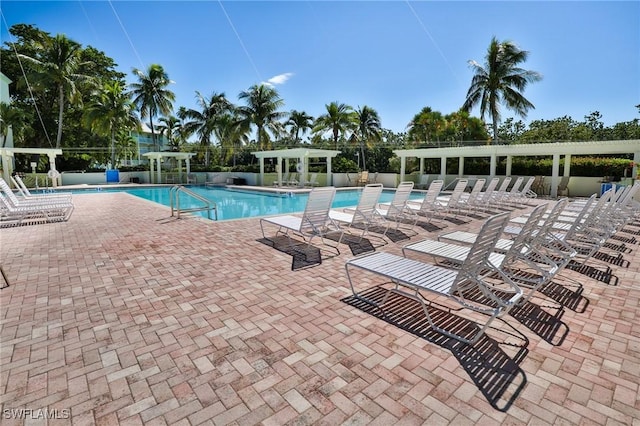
[342,285,529,412]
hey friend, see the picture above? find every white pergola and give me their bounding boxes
[143,152,196,184]
[0,147,63,187]
[252,148,342,186]
[394,140,640,198]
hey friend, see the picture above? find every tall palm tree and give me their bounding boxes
[180,91,233,166]
[353,106,381,171]
[84,80,140,167]
[236,84,285,150]
[17,34,92,148]
[129,64,175,152]
[286,110,314,145]
[313,102,355,150]
[462,36,542,142]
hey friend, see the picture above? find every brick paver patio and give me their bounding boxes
[1,191,639,424]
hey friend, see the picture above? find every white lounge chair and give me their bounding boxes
[376,181,418,235]
[415,174,430,189]
[329,183,387,245]
[437,179,468,216]
[304,173,320,187]
[0,178,73,209]
[260,186,343,261]
[406,179,445,220]
[11,175,73,203]
[345,211,522,344]
[404,205,564,305]
[0,190,74,227]
[273,172,291,187]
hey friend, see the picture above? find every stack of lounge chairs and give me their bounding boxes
[0,177,74,227]
[344,180,640,344]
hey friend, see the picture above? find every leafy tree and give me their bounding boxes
[443,109,489,143]
[0,102,29,147]
[17,33,94,148]
[407,107,446,146]
[236,84,285,150]
[84,80,140,166]
[286,110,314,145]
[496,117,526,142]
[313,101,355,150]
[129,64,175,152]
[462,36,542,142]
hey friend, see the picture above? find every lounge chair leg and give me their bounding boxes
[0,266,9,289]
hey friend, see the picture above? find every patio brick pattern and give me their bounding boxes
[1,192,639,424]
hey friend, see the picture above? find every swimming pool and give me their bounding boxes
[114,186,422,221]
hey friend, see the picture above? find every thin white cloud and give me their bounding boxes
[262,73,294,86]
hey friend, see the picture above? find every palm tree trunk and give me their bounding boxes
[56,85,64,148]
[110,127,116,167]
[360,141,367,171]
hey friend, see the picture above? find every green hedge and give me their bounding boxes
[461,156,634,178]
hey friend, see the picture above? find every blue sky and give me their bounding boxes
[1,1,639,134]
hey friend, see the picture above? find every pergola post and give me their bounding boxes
[156,158,162,184]
[506,156,513,176]
[277,157,282,186]
[259,158,264,186]
[149,157,155,183]
[563,154,571,177]
[489,155,497,177]
[177,158,183,183]
[440,157,447,179]
[550,154,561,198]
[400,156,406,182]
[1,150,12,185]
[458,157,464,177]
[327,156,333,185]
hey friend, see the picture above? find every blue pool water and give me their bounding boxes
[86,186,421,221]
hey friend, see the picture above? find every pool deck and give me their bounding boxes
[1,192,639,424]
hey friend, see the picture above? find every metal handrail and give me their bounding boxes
[169,185,218,220]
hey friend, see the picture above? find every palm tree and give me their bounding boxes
[286,110,314,145]
[313,102,355,150]
[236,84,285,150]
[84,80,140,167]
[180,91,233,166]
[157,115,183,151]
[353,106,382,171]
[129,64,175,152]
[462,36,542,142]
[215,113,248,167]
[17,34,92,148]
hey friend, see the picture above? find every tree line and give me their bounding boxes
[1,24,638,174]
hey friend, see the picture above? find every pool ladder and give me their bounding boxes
[169,185,218,220]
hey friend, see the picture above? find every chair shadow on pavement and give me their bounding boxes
[258,233,379,270]
[257,236,322,271]
[342,285,529,412]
